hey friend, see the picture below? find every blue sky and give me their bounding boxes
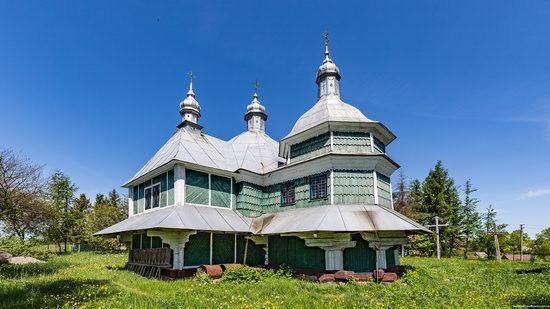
[1,1,549,237]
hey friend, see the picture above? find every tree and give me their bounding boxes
[458,179,481,258]
[509,229,530,254]
[46,171,78,253]
[70,193,91,252]
[0,148,48,240]
[474,205,508,259]
[86,190,126,251]
[533,227,550,260]
[414,161,462,257]
[393,170,414,218]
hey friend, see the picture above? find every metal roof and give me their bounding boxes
[284,95,374,140]
[94,205,252,235]
[251,204,431,235]
[95,204,430,236]
[124,125,284,186]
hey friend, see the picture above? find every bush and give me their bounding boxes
[0,236,54,261]
[221,265,296,283]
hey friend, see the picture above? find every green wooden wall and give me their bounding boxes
[343,233,376,272]
[185,169,209,205]
[377,173,392,208]
[131,233,162,250]
[373,136,386,153]
[184,232,210,266]
[133,169,175,215]
[268,235,325,270]
[333,132,371,153]
[235,172,330,217]
[289,132,330,163]
[236,236,266,266]
[212,233,234,264]
[386,247,396,268]
[333,170,375,204]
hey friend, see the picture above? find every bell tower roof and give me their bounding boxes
[179,72,201,124]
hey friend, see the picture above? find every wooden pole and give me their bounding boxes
[494,224,501,263]
[520,224,524,261]
[243,238,249,265]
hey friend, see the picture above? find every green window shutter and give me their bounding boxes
[184,232,210,266]
[132,234,141,249]
[213,233,234,264]
[211,175,231,208]
[151,236,163,249]
[141,234,151,249]
[185,169,209,205]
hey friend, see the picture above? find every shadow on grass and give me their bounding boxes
[510,294,550,306]
[0,278,113,309]
[0,261,69,279]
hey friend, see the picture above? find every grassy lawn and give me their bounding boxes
[1,252,549,308]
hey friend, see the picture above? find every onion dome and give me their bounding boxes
[179,72,201,124]
[316,32,340,84]
[244,81,267,131]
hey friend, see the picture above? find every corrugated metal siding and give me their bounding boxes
[133,169,175,215]
[289,132,330,163]
[213,233,234,264]
[343,233,376,272]
[373,136,386,153]
[333,170,375,204]
[184,232,210,266]
[235,173,331,217]
[386,247,396,267]
[333,132,371,153]
[377,173,392,208]
[211,175,231,208]
[268,236,325,270]
[236,236,265,266]
[185,169,209,205]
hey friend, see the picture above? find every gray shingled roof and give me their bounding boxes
[95,204,430,236]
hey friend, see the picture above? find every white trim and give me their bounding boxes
[208,173,212,206]
[209,232,213,264]
[330,131,334,151]
[369,132,374,153]
[174,165,185,206]
[330,170,334,205]
[373,171,379,205]
[234,233,238,263]
[143,182,162,213]
[286,147,291,164]
[128,187,134,217]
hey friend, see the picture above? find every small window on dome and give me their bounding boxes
[310,174,327,200]
[281,181,295,206]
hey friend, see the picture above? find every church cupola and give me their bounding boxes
[316,32,341,99]
[244,81,267,131]
[179,72,201,124]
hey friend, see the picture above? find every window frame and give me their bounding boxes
[280,181,295,207]
[309,174,328,200]
[144,182,161,211]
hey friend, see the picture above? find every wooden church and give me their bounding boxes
[96,36,429,275]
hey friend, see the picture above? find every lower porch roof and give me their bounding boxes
[94,204,430,236]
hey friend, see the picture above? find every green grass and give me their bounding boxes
[1,253,549,308]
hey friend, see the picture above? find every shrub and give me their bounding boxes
[221,266,269,283]
[0,236,54,261]
[193,269,213,284]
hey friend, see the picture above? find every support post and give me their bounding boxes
[174,165,186,206]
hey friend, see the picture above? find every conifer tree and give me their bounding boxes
[458,179,481,258]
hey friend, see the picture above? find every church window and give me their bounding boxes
[310,174,327,200]
[144,183,161,210]
[281,181,295,206]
